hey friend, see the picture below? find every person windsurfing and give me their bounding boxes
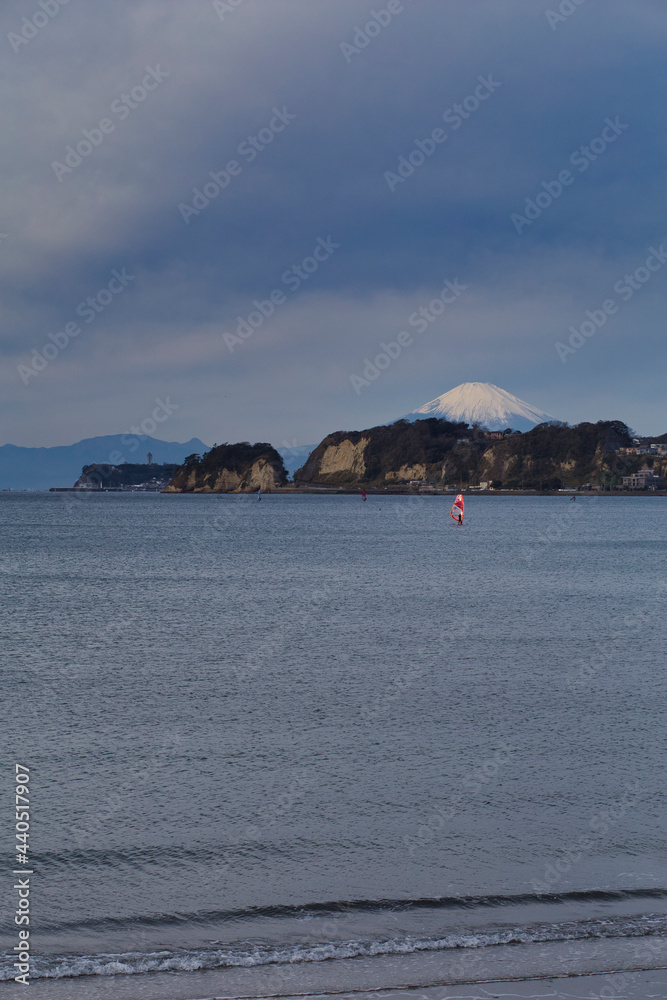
[257,487,261,501]
[361,489,367,501]
[450,493,464,525]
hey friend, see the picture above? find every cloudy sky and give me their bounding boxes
[2,0,666,449]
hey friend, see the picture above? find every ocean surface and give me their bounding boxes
[1,492,666,1000]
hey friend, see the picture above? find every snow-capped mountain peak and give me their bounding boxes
[402,382,557,432]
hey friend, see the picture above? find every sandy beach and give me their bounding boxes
[7,935,666,1000]
[8,968,667,1000]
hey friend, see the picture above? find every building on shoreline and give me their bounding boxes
[621,469,666,490]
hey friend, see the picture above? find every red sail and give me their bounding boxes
[450,494,464,520]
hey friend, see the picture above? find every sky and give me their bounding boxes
[2,0,666,449]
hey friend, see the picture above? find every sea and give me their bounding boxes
[1,491,666,1000]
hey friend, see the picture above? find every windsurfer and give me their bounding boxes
[450,493,465,525]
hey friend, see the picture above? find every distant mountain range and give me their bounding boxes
[402,382,557,432]
[276,444,317,479]
[0,435,209,490]
[0,434,322,489]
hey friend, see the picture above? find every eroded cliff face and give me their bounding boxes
[294,420,470,485]
[318,438,368,477]
[163,469,198,492]
[295,433,366,483]
[385,463,427,482]
[165,444,287,493]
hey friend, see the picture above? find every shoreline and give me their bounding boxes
[158,488,667,497]
[37,487,667,496]
[10,935,667,1000]
[38,485,667,496]
[10,959,666,1000]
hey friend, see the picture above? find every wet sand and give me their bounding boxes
[7,937,666,1000]
[7,968,666,1000]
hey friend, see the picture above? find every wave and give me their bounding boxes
[2,911,666,981]
[33,885,667,933]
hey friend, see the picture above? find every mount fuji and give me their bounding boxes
[401,382,558,432]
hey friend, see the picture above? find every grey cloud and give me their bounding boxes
[1,0,667,448]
